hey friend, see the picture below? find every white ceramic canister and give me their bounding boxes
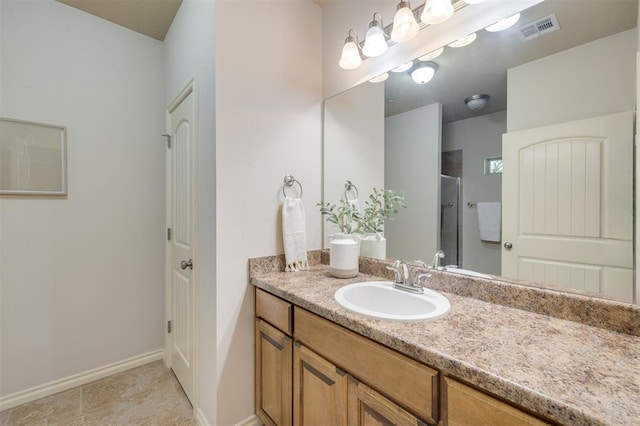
[329,233,359,278]
[358,233,387,260]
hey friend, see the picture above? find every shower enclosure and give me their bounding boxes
[440,175,460,267]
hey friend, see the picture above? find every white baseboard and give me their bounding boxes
[235,414,261,426]
[0,349,164,412]
[195,408,211,426]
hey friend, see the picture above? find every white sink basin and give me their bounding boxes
[334,281,450,321]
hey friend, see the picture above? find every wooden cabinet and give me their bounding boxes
[293,343,347,426]
[348,376,426,426]
[442,377,551,426]
[255,289,293,426]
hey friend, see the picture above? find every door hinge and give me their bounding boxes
[167,228,172,241]
[162,134,171,148]
[167,320,172,333]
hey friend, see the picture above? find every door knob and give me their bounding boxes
[504,242,513,250]
[180,259,193,270]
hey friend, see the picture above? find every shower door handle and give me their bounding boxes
[503,242,513,250]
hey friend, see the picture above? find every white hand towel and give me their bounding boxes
[282,198,308,272]
[477,202,501,242]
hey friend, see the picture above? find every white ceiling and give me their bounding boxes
[55,0,183,41]
[384,0,638,122]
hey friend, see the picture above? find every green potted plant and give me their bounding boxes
[356,188,406,259]
[317,198,361,278]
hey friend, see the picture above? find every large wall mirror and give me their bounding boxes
[323,0,638,304]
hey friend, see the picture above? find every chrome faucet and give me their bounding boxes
[430,250,445,270]
[386,260,425,294]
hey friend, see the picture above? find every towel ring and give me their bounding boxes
[343,180,359,201]
[283,174,303,198]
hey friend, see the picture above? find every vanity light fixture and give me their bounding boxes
[369,73,389,83]
[448,32,477,48]
[391,61,414,72]
[338,29,363,70]
[465,94,490,111]
[419,46,445,61]
[410,62,438,84]
[485,13,521,32]
[421,0,454,25]
[362,13,388,57]
[391,1,420,43]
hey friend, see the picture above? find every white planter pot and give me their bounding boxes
[329,233,359,278]
[359,234,386,260]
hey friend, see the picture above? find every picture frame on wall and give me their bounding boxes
[0,117,67,195]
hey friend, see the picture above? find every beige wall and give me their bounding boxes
[507,29,636,132]
[0,0,165,398]
[323,82,385,245]
[443,110,505,275]
[215,1,323,423]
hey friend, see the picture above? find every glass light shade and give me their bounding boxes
[485,13,521,32]
[465,94,490,111]
[391,61,414,72]
[410,62,437,84]
[448,33,477,48]
[391,2,420,43]
[339,39,362,70]
[369,73,389,83]
[419,47,444,61]
[421,0,454,25]
[363,25,388,57]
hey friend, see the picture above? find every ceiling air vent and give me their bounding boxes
[518,13,560,42]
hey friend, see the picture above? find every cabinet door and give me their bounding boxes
[293,343,347,426]
[256,319,293,426]
[348,376,428,426]
[443,377,550,426]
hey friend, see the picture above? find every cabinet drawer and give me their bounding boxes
[443,378,550,426]
[294,307,439,424]
[256,288,292,335]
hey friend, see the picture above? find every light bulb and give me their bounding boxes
[339,33,362,70]
[391,1,419,43]
[421,0,454,25]
[362,15,388,57]
[410,62,437,84]
[485,13,521,32]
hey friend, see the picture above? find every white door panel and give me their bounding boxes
[168,89,195,403]
[503,111,633,302]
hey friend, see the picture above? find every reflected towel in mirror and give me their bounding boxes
[477,202,501,242]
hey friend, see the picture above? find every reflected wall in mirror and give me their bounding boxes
[322,0,638,304]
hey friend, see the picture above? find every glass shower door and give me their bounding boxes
[440,175,460,267]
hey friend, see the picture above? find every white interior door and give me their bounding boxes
[502,111,633,302]
[168,88,195,403]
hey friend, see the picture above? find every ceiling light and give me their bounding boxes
[448,33,477,48]
[421,0,454,25]
[338,29,362,70]
[410,62,438,84]
[462,0,486,4]
[392,61,414,72]
[465,94,490,111]
[362,13,388,57]
[391,1,420,43]
[419,47,444,61]
[485,13,521,32]
[369,73,389,83]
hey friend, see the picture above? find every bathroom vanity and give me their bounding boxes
[250,253,640,426]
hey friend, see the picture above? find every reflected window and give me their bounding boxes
[484,157,503,175]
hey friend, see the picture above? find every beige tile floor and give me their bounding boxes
[0,360,196,426]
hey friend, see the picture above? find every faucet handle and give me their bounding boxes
[386,260,409,284]
[414,273,432,287]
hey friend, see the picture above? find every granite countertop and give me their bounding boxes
[251,263,640,426]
